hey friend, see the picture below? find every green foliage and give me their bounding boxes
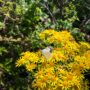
[72,0,90,41]
[0,47,7,55]
[0,0,90,89]
[0,22,5,29]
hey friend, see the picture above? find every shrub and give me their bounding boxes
[16,29,90,90]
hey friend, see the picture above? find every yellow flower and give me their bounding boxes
[39,56,46,63]
[74,55,81,62]
[52,75,58,81]
[32,80,46,89]
[34,70,44,79]
[61,81,69,89]
[16,58,26,67]
[39,29,56,40]
[51,50,66,62]
[21,51,31,60]
[16,51,39,67]
[71,76,81,88]
[48,62,55,67]
[84,50,90,59]
[59,69,67,75]
[25,63,36,71]
[66,73,73,80]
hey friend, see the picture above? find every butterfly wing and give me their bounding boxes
[41,47,52,60]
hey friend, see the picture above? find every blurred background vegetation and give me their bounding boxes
[0,0,90,89]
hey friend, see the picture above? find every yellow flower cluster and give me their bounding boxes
[32,67,84,90]
[39,29,79,57]
[16,51,39,71]
[74,51,90,70]
[16,29,90,90]
[39,30,73,44]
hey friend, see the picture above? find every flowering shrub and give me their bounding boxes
[16,29,90,90]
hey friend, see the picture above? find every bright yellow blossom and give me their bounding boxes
[16,58,26,67]
[26,63,36,71]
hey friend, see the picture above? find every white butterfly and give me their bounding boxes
[41,46,53,60]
